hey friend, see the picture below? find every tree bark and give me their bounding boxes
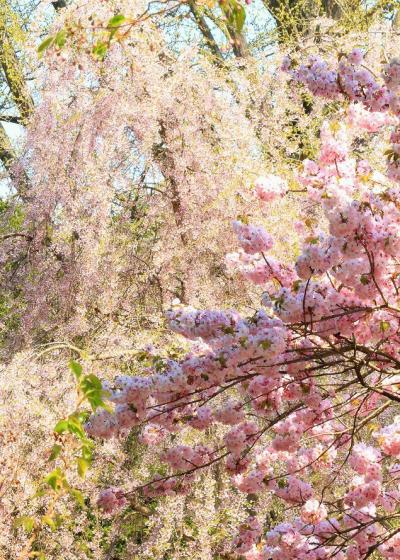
[0,21,33,123]
[0,5,33,194]
[189,2,225,61]
[0,123,29,194]
[263,0,348,43]
[52,0,67,10]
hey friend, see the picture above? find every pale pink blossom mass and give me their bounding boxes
[4,7,400,555]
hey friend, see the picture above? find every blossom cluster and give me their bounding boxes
[285,49,400,180]
[86,51,400,559]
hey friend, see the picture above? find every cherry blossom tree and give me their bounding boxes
[84,51,400,560]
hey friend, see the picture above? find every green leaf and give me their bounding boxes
[380,320,390,332]
[260,339,272,350]
[236,214,249,225]
[81,373,102,392]
[92,42,108,59]
[55,29,67,48]
[69,359,83,380]
[80,374,110,412]
[77,457,90,478]
[107,14,126,28]
[66,414,85,439]
[108,14,127,40]
[301,383,311,394]
[15,516,35,533]
[292,280,302,293]
[54,419,68,434]
[234,4,246,32]
[49,444,62,461]
[45,468,64,491]
[42,515,56,530]
[81,444,93,462]
[70,488,85,508]
[38,36,54,54]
